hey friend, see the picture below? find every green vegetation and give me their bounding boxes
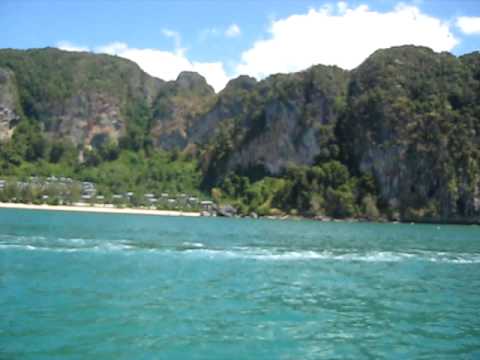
[0,120,203,206]
[212,162,379,219]
[337,46,480,221]
[0,118,380,218]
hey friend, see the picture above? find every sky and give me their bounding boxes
[1,0,480,92]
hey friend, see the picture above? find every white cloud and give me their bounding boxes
[58,39,229,92]
[56,3,462,92]
[456,16,480,35]
[236,3,459,79]
[95,42,128,54]
[161,28,183,51]
[200,24,241,41]
[225,24,241,38]
[99,44,229,92]
[56,41,89,52]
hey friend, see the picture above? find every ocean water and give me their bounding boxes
[0,209,479,359]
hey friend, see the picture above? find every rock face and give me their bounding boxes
[0,47,349,173]
[53,92,125,146]
[216,204,237,217]
[0,68,21,140]
[0,48,164,148]
[196,66,349,184]
[225,66,349,175]
[338,46,480,221]
[0,49,220,151]
[175,71,215,97]
[187,75,258,145]
[150,72,215,150]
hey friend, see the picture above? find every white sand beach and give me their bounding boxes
[0,202,201,217]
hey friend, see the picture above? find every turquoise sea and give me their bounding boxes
[0,209,479,359]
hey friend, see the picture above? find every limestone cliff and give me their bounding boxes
[196,66,349,184]
[0,48,163,148]
[337,46,480,221]
[0,68,21,141]
[150,71,215,150]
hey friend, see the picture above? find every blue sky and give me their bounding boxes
[1,0,480,91]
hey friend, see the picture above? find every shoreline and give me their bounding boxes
[0,202,477,226]
[0,202,201,217]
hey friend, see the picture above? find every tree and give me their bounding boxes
[362,195,380,220]
[11,120,47,162]
[325,186,356,218]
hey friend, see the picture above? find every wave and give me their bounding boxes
[183,248,480,264]
[0,242,133,252]
[179,242,205,250]
[1,235,479,264]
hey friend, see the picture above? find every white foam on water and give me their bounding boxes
[0,234,47,242]
[180,248,480,264]
[94,242,135,252]
[0,244,38,250]
[0,238,135,253]
[331,251,415,262]
[58,237,90,245]
[181,242,205,248]
[0,244,67,252]
[1,234,479,264]
[183,248,239,258]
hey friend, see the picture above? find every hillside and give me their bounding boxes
[0,46,479,223]
[338,46,480,221]
[0,48,214,151]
